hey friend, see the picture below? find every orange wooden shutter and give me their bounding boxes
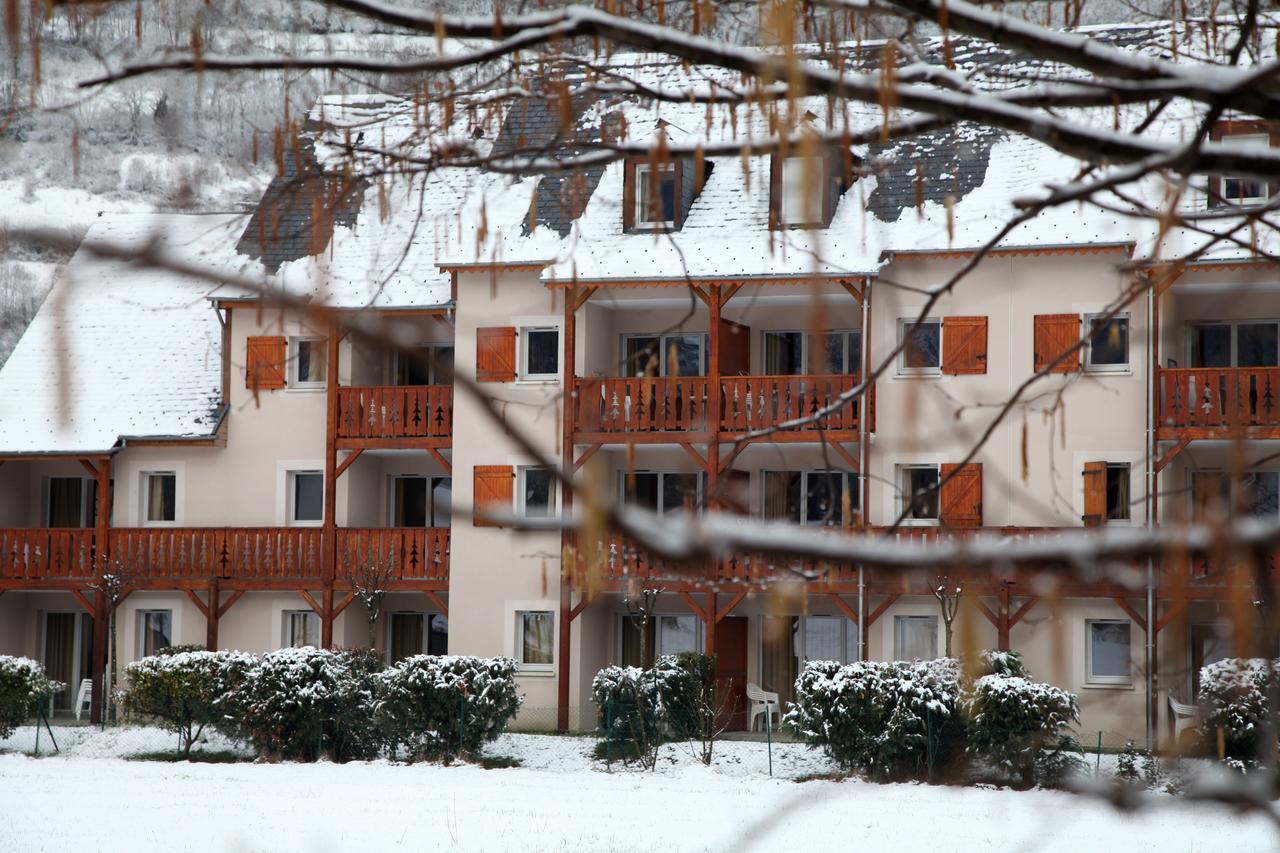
[1033,314,1081,373]
[1082,461,1107,527]
[939,463,983,528]
[941,316,988,375]
[245,336,287,390]
[473,465,514,527]
[476,327,517,382]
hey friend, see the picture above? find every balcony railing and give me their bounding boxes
[1158,367,1280,430]
[1,527,449,583]
[572,374,862,436]
[335,385,453,440]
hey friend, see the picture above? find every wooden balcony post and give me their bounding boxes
[89,455,111,723]
[322,322,339,648]
[206,579,220,650]
[558,286,579,732]
[707,285,722,581]
[997,582,1011,652]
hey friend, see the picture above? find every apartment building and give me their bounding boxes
[0,23,1271,742]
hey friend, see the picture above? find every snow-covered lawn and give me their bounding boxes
[0,728,1274,852]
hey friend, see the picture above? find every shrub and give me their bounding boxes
[787,658,964,781]
[592,664,664,766]
[658,652,714,741]
[120,649,255,757]
[378,655,521,761]
[1197,657,1280,759]
[0,656,62,738]
[961,673,1080,787]
[222,647,385,762]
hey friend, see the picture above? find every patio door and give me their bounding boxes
[42,611,92,712]
[714,617,749,730]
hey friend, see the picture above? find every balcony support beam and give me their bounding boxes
[89,453,112,724]
[558,285,580,732]
[322,321,339,649]
[335,449,363,480]
[426,447,452,475]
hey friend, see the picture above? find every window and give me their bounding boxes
[1190,622,1232,697]
[290,337,326,387]
[1191,470,1280,518]
[781,155,824,226]
[894,615,938,661]
[1105,463,1131,522]
[1086,619,1131,685]
[898,318,941,374]
[1084,315,1129,372]
[391,476,452,527]
[1190,321,1279,368]
[1191,471,1231,520]
[46,477,97,528]
[394,344,454,385]
[1243,471,1280,517]
[289,471,323,526]
[656,615,702,656]
[519,467,557,518]
[387,613,449,662]
[516,611,554,669]
[762,470,860,526]
[634,163,677,228]
[520,327,559,380]
[623,333,707,377]
[1219,133,1270,205]
[762,330,861,375]
[137,610,172,658]
[282,610,320,648]
[898,465,940,522]
[143,472,176,525]
[759,615,859,704]
[621,471,702,515]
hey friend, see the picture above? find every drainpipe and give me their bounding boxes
[1145,282,1156,749]
[858,278,872,661]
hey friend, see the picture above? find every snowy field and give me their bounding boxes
[0,728,1276,852]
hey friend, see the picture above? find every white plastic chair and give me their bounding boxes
[746,682,781,732]
[74,678,92,721]
[1168,695,1200,748]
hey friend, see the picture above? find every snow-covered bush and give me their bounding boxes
[961,674,1081,787]
[655,653,714,741]
[0,656,62,738]
[222,647,385,762]
[377,655,520,761]
[787,658,964,780]
[120,648,255,757]
[1197,657,1280,759]
[592,664,664,755]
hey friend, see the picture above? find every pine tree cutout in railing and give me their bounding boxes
[407,538,419,577]
[218,537,230,577]
[1264,375,1276,421]
[412,392,424,431]
[610,389,623,425]
[432,401,444,434]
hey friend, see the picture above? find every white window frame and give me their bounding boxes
[287,470,324,527]
[388,474,452,528]
[780,154,825,226]
[1083,313,1131,374]
[621,332,708,378]
[518,326,560,382]
[897,464,941,526]
[141,471,177,527]
[633,162,677,229]
[45,476,96,528]
[1219,133,1271,206]
[136,609,173,658]
[393,343,455,386]
[618,470,705,515]
[616,612,707,663]
[288,336,327,389]
[1104,463,1132,525]
[896,318,942,376]
[518,466,559,519]
[385,611,448,663]
[893,614,939,661]
[762,330,862,375]
[1086,618,1133,686]
[761,470,860,526]
[281,609,321,648]
[1186,319,1280,368]
[515,610,556,672]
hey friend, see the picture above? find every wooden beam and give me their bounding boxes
[1156,600,1190,633]
[426,447,452,475]
[717,590,748,622]
[689,284,711,305]
[217,590,245,619]
[1008,596,1040,627]
[721,283,743,305]
[680,442,707,468]
[825,441,859,472]
[573,286,597,312]
[1154,435,1192,474]
[972,598,999,627]
[573,443,603,473]
[206,580,220,650]
[1111,596,1148,632]
[839,280,865,304]
[298,589,323,616]
[334,448,364,480]
[70,588,95,616]
[330,591,356,619]
[865,593,899,627]
[424,590,448,618]
[183,589,209,619]
[78,459,100,478]
[678,590,708,622]
[570,590,597,622]
[828,592,858,624]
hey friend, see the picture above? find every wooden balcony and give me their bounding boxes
[571,374,863,441]
[0,527,448,587]
[1158,367,1280,439]
[335,385,452,446]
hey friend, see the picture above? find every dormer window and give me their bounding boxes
[634,163,677,228]
[781,155,825,226]
[1210,121,1276,208]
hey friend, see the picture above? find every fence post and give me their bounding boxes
[459,692,466,758]
[1095,731,1103,776]
[926,706,934,783]
[606,698,613,770]
[765,704,773,778]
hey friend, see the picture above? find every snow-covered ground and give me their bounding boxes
[0,726,1274,852]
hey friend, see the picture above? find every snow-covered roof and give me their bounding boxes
[0,214,245,454]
